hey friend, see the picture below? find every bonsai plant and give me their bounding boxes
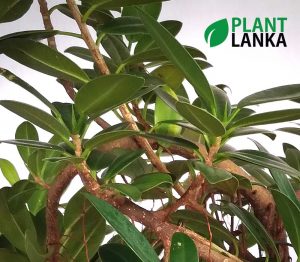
[0,0,299,261]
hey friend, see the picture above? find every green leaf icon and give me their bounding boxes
[204,18,229,47]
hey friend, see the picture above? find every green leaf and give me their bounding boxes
[82,0,167,8]
[25,229,46,262]
[101,35,130,66]
[0,139,65,152]
[134,20,182,54]
[0,69,60,116]
[170,232,198,262]
[176,102,226,136]
[96,243,142,262]
[270,169,300,209]
[223,203,280,261]
[104,183,141,201]
[84,193,160,262]
[0,0,33,23]
[15,122,39,164]
[285,148,300,171]
[278,127,300,136]
[132,173,173,192]
[194,162,238,195]
[0,38,89,83]
[140,132,198,150]
[137,8,215,113]
[238,84,300,108]
[0,159,19,185]
[75,74,144,119]
[0,100,71,140]
[0,190,36,253]
[100,16,146,35]
[204,18,229,47]
[242,164,274,187]
[84,130,137,154]
[271,189,300,257]
[27,189,47,215]
[232,109,300,128]
[52,102,86,135]
[155,86,183,136]
[230,127,276,140]
[122,2,161,21]
[103,150,144,181]
[0,30,59,41]
[170,210,239,255]
[0,249,29,261]
[51,4,113,28]
[221,150,300,180]
[61,192,106,261]
[212,86,231,121]
[123,46,206,66]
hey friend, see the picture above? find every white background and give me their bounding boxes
[0,0,299,258]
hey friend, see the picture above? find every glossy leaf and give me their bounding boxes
[285,148,300,171]
[195,162,233,184]
[230,127,276,140]
[0,101,71,140]
[75,75,145,119]
[15,122,39,163]
[101,35,130,66]
[85,193,160,262]
[24,229,46,262]
[104,150,144,181]
[96,243,142,262]
[170,232,198,262]
[0,0,33,23]
[233,109,300,128]
[0,69,60,115]
[224,203,280,261]
[123,46,206,66]
[155,86,183,136]
[132,173,173,192]
[195,162,238,195]
[83,130,137,154]
[0,190,36,253]
[270,169,300,209]
[204,19,229,47]
[222,150,300,179]
[100,16,146,35]
[0,139,65,152]
[0,159,19,185]
[134,20,183,54]
[0,38,89,83]
[137,8,215,112]
[271,189,300,257]
[105,183,141,201]
[140,132,198,150]
[61,193,106,261]
[176,102,226,136]
[0,30,59,41]
[238,84,300,108]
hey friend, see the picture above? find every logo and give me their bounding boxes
[204,17,287,47]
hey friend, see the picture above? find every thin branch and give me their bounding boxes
[37,0,109,129]
[65,0,184,195]
[131,101,151,131]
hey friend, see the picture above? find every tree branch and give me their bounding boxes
[46,165,78,262]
